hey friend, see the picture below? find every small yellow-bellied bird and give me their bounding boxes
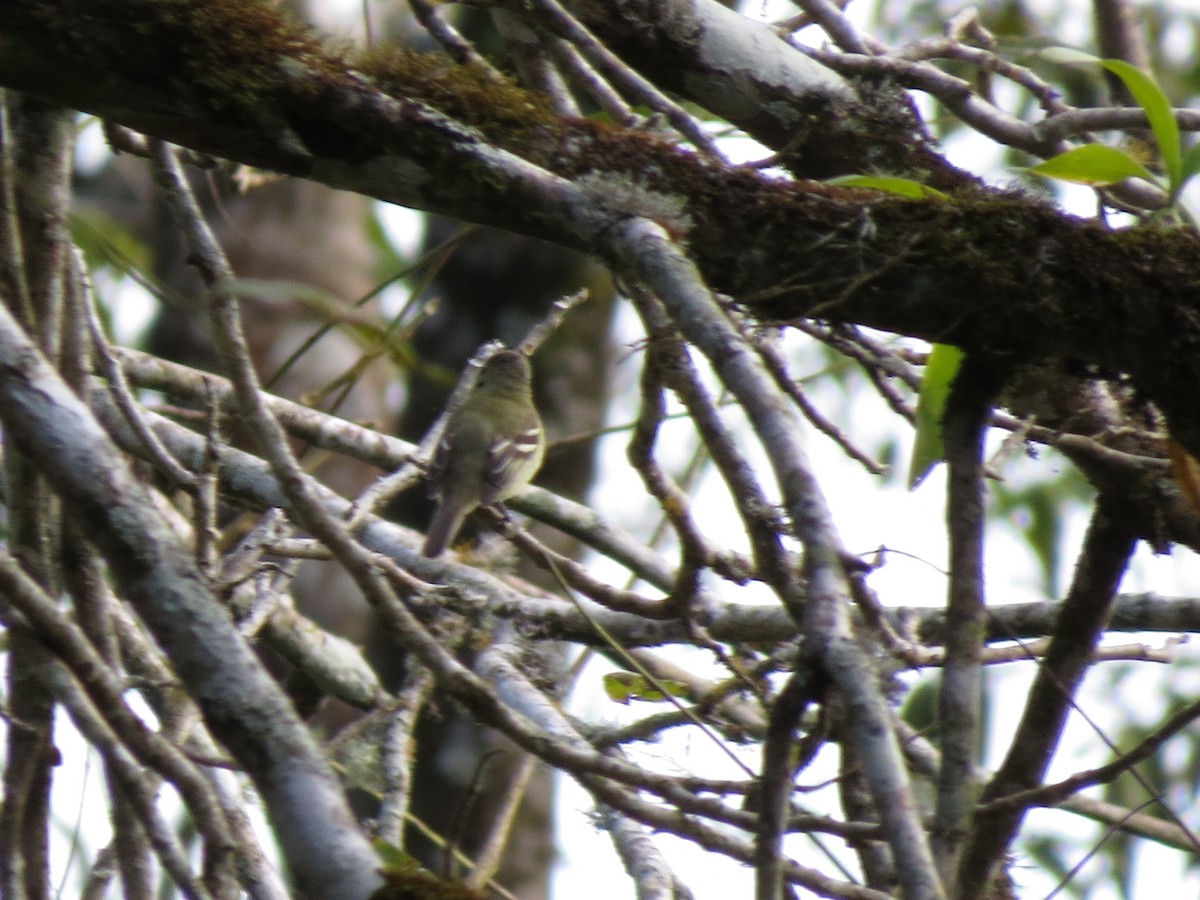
[422,350,545,557]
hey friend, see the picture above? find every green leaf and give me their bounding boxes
[1036,46,1102,67]
[1036,49,1183,194]
[603,672,689,705]
[70,209,153,275]
[1099,59,1181,191]
[372,840,420,872]
[1181,142,1200,184]
[908,343,964,490]
[825,174,948,200]
[1028,144,1156,186]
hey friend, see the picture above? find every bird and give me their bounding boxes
[422,349,545,557]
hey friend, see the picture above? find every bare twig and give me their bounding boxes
[548,38,640,125]
[495,0,725,157]
[505,524,675,618]
[408,0,506,77]
[144,138,385,897]
[374,667,435,846]
[752,325,889,475]
[86,293,196,490]
[630,287,778,585]
[931,359,1001,879]
[894,38,1069,115]
[956,497,1138,895]
[517,288,589,356]
[982,695,1200,814]
[493,10,580,116]
[463,750,540,891]
[604,218,943,899]
[792,0,881,55]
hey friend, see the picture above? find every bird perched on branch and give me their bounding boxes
[422,349,545,557]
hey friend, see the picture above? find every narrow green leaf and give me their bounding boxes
[1036,47,1102,67]
[908,343,965,490]
[825,174,948,199]
[1029,144,1156,186]
[1181,142,1200,184]
[1036,49,1182,194]
[372,840,419,872]
[1099,59,1181,191]
[70,209,154,274]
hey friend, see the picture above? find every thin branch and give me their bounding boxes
[37,657,213,900]
[492,10,581,116]
[956,496,1138,896]
[374,667,435,846]
[931,359,1001,878]
[756,668,820,900]
[1062,794,1199,852]
[605,217,943,900]
[601,806,691,900]
[408,0,506,77]
[629,286,779,584]
[981,695,1200,814]
[626,325,719,598]
[547,38,640,125]
[0,552,240,893]
[493,0,725,157]
[194,389,222,577]
[113,345,413,469]
[505,525,675,618]
[463,750,539,891]
[894,38,1069,115]
[752,325,888,475]
[517,288,590,355]
[1034,106,1200,143]
[792,0,881,55]
[86,296,196,489]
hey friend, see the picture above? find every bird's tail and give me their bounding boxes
[422,502,468,558]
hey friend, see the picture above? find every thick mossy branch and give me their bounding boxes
[4,0,1200,452]
[8,0,327,114]
[358,45,562,143]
